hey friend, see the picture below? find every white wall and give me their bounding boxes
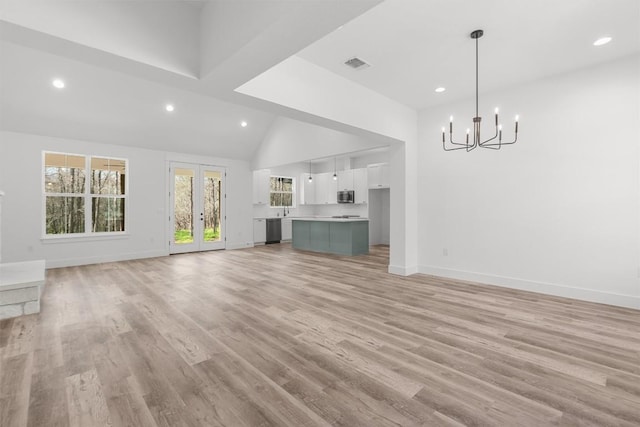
[252,116,387,170]
[418,54,640,309]
[351,150,390,169]
[0,131,254,267]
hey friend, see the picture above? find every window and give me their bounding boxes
[270,176,294,207]
[44,152,127,237]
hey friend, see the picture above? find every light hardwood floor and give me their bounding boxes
[1,244,639,426]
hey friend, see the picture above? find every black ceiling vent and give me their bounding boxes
[344,57,370,70]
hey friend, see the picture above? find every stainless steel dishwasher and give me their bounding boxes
[265,218,281,244]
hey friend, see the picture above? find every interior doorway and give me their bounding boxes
[368,188,390,245]
[169,162,225,254]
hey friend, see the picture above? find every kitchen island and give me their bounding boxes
[292,217,369,256]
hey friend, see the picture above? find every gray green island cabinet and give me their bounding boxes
[292,218,369,256]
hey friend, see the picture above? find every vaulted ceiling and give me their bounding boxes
[1,0,638,159]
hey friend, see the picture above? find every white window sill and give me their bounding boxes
[41,232,130,244]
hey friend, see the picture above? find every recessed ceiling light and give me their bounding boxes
[240,121,248,127]
[52,79,65,89]
[593,36,612,46]
[435,87,446,93]
[165,104,175,112]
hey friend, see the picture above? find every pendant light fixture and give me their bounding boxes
[332,158,337,180]
[442,29,519,151]
[308,161,313,182]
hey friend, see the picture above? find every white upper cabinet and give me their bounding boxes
[316,172,338,204]
[353,168,368,204]
[337,169,354,191]
[300,173,316,205]
[368,163,390,189]
[300,167,368,204]
[253,169,271,205]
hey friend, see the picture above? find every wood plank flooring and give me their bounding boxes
[1,243,639,426]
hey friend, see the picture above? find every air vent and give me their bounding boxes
[344,57,370,70]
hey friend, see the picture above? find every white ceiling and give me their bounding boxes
[0,41,277,159]
[298,0,640,110]
[0,0,202,77]
[0,0,638,158]
[0,0,381,159]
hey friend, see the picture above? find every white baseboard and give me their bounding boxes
[45,250,168,269]
[388,264,419,276]
[226,242,255,250]
[44,242,256,268]
[419,265,640,310]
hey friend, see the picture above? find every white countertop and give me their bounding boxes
[255,216,368,222]
[254,217,295,220]
[291,217,369,222]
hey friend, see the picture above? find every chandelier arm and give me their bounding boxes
[449,132,472,147]
[443,139,473,151]
[478,126,499,146]
[443,143,470,151]
[467,135,478,152]
[444,131,478,151]
[482,133,518,147]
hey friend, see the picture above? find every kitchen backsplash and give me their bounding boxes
[314,203,368,218]
[252,203,315,218]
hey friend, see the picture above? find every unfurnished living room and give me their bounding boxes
[0,1,639,426]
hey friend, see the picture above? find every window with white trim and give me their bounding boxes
[44,152,127,236]
[269,176,295,207]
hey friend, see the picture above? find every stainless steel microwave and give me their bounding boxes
[337,190,354,203]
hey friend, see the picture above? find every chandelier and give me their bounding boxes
[442,29,519,151]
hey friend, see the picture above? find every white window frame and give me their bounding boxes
[269,175,296,208]
[41,150,129,240]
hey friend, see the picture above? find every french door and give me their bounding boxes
[169,162,225,254]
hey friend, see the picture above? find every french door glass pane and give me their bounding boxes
[46,196,85,234]
[203,170,221,242]
[174,168,195,244]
